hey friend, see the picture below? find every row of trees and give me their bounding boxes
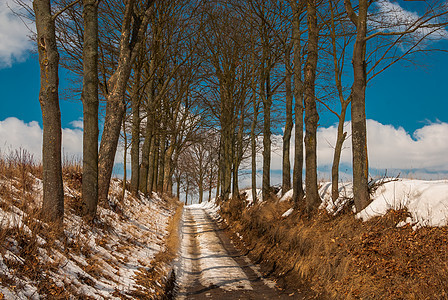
[30,0,447,223]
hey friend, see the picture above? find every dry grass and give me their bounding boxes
[0,149,182,299]
[221,197,448,299]
[132,194,183,299]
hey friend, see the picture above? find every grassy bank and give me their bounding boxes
[220,196,448,299]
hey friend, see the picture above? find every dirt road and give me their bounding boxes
[174,206,296,299]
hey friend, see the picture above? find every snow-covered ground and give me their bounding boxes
[0,174,176,299]
[176,207,252,297]
[175,201,279,298]
[284,178,448,229]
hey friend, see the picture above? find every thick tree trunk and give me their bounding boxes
[250,46,258,204]
[139,129,151,194]
[282,46,293,195]
[345,0,370,212]
[34,0,64,223]
[291,0,305,206]
[98,92,126,203]
[98,0,155,204]
[80,0,99,220]
[304,0,320,212]
[139,58,156,194]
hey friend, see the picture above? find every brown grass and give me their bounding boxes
[221,197,448,299]
[131,194,183,299]
[0,149,183,298]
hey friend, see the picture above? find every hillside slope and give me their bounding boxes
[0,158,180,299]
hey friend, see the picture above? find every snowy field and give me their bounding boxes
[236,178,448,229]
[280,178,448,229]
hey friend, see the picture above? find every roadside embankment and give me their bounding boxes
[219,195,448,299]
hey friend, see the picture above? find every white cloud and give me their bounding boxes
[0,0,34,68]
[2,117,447,180]
[70,119,83,129]
[0,117,130,170]
[372,0,448,43]
[261,119,448,179]
[0,117,82,161]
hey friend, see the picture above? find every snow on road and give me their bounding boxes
[176,207,252,299]
[174,205,295,299]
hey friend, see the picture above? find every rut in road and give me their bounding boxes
[174,206,294,299]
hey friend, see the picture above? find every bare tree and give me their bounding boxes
[81,0,99,220]
[33,0,77,223]
[290,0,305,206]
[98,0,156,205]
[303,0,320,212]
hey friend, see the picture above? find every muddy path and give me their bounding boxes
[174,206,297,299]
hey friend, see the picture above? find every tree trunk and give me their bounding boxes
[157,131,166,192]
[291,0,305,206]
[34,0,64,223]
[331,106,348,202]
[98,91,126,203]
[220,90,233,201]
[198,177,203,204]
[147,135,157,194]
[232,106,244,196]
[208,158,213,201]
[130,60,143,196]
[163,141,175,193]
[345,0,370,212]
[139,128,152,194]
[216,144,221,200]
[304,0,320,212]
[176,174,181,199]
[282,45,293,195]
[98,0,155,204]
[122,117,127,201]
[262,71,272,201]
[80,0,99,220]
[139,58,156,194]
[153,136,160,192]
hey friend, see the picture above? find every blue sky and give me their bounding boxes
[2,41,447,135]
[0,54,83,128]
[1,0,447,180]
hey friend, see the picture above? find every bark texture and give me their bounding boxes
[130,58,143,196]
[304,0,320,212]
[282,46,293,195]
[81,0,99,220]
[291,0,305,206]
[345,0,370,211]
[98,0,156,203]
[34,0,64,223]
